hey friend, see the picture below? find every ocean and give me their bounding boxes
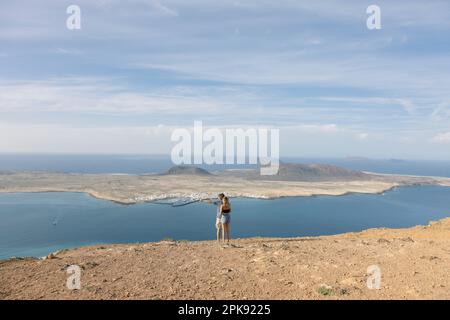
[1,154,450,259]
[1,185,450,259]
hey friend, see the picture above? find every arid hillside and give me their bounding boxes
[1,218,449,300]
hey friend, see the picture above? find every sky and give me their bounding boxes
[0,0,449,159]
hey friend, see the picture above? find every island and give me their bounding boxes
[1,163,450,204]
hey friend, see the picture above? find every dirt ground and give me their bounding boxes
[1,218,449,300]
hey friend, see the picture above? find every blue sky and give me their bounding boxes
[0,0,450,159]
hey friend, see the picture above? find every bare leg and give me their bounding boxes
[226,223,231,243]
[216,223,221,242]
[222,223,226,242]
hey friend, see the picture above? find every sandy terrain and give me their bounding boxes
[1,218,449,300]
[1,171,450,204]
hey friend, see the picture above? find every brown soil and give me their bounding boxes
[1,218,449,300]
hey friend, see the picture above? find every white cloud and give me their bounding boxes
[431,100,450,120]
[356,133,369,140]
[0,79,228,115]
[398,136,415,144]
[292,124,339,133]
[317,97,417,115]
[0,123,176,154]
[0,122,344,154]
[0,79,356,125]
[1,1,450,159]
[0,121,448,159]
[56,48,84,55]
[431,132,450,144]
[150,0,179,17]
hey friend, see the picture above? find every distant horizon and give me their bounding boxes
[1,152,450,162]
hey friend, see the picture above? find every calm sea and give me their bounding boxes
[1,185,450,259]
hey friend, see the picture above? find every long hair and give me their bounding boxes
[222,196,230,208]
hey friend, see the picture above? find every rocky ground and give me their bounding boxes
[1,218,449,300]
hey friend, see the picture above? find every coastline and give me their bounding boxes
[1,171,450,205]
[1,217,449,299]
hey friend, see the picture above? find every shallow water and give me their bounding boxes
[1,185,450,259]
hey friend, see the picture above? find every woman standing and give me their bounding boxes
[220,197,232,243]
[215,193,225,242]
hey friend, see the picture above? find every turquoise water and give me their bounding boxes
[1,185,450,259]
